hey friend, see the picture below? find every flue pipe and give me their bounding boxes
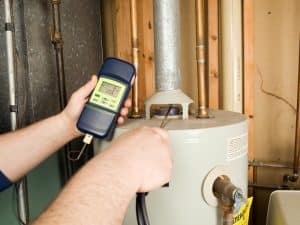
[4,0,30,223]
[153,0,181,91]
[195,0,209,118]
[145,0,193,120]
[130,0,142,118]
[51,0,75,181]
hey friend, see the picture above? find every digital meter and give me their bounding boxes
[77,58,135,139]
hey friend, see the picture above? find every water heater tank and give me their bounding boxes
[94,110,248,225]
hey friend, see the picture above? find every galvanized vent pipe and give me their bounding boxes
[153,0,181,91]
[4,0,29,223]
[145,0,193,119]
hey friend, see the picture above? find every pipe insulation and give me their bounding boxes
[4,0,30,223]
[220,0,243,113]
[153,0,181,91]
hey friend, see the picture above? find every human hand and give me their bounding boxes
[99,127,172,193]
[59,75,132,138]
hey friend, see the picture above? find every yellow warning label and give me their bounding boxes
[233,197,253,225]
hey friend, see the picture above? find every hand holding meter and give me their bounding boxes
[77,58,135,139]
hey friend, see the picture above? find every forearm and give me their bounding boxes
[0,113,77,181]
[33,150,137,225]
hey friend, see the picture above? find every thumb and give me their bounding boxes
[76,75,98,100]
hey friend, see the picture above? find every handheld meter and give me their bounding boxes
[77,58,135,139]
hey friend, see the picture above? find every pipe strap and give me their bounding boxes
[4,23,14,32]
[9,105,18,113]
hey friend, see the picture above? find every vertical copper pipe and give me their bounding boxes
[283,39,300,183]
[293,39,300,177]
[51,0,74,181]
[130,0,142,118]
[222,207,233,225]
[195,0,209,118]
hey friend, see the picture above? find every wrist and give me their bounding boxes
[94,150,140,195]
[57,112,81,139]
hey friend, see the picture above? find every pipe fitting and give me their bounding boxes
[213,175,245,213]
[213,175,245,225]
[51,31,63,45]
[283,173,299,184]
[51,0,61,5]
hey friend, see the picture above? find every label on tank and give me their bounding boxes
[227,133,248,161]
[233,197,253,225]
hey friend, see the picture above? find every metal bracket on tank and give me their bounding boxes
[145,89,193,120]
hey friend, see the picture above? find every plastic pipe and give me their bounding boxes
[220,0,243,112]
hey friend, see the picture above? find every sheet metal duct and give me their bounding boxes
[145,0,193,119]
[153,0,181,91]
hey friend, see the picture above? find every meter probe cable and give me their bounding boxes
[136,105,173,225]
[67,134,94,161]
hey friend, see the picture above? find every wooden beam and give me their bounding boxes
[138,0,155,107]
[243,0,254,190]
[115,0,132,61]
[114,0,155,111]
[208,0,219,109]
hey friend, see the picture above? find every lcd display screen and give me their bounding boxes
[99,81,121,98]
[89,77,126,112]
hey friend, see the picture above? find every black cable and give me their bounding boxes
[136,193,150,225]
[135,105,173,225]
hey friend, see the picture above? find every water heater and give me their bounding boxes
[94,109,248,225]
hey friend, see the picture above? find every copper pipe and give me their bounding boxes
[248,183,300,190]
[129,0,142,118]
[195,0,209,118]
[222,206,233,225]
[213,176,244,225]
[284,39,300,183]
[248,160,300,169]
[293,39,300,176]
[51,0,75,181]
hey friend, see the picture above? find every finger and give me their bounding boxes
[123,98,132,108]
[75,75,98,100]
[120,107,129,117]
[150,127,169,142]
[117,117,125,125]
